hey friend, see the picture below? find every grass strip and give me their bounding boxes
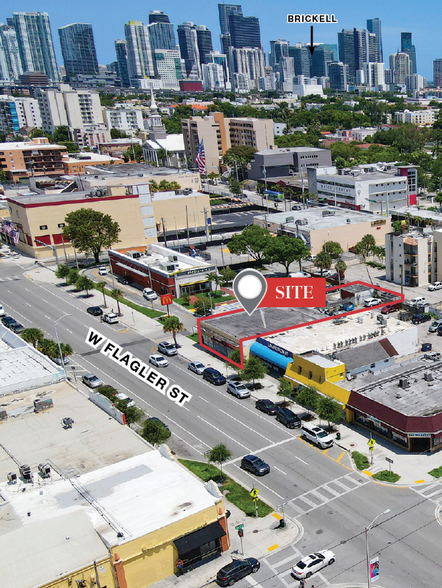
[372,470,401,483]
[179,459,273,517]
[187,333,200,343]
[351,451,370,471]
[96,286,165,319]
[429,465,442,478]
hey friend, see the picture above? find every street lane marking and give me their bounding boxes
[297,436,352,470]
[197,415,252,451]
[295,455,308,465]
[336,451,346,462]
[231,464,285,500]
[273,466,287,476]
[218,408,273,443]
[363,470,373,477]
[225,436,299,465]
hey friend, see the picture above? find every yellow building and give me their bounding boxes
[4,188,147,259]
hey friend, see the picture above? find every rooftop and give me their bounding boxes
[255,146,324,156]
[79,162,198,178]
[112,243,213,274]
[6,190,135,206]
[0,141,66,151]
[335,339,396,370]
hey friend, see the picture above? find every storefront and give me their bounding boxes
[174,521,226,568]
[250,340,293,373]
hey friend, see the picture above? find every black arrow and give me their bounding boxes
[308,26,315,55]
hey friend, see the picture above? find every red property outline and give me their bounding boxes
[196,280,404,369]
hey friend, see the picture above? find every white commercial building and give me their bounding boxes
[202,62,226,91]
[386,230,434,288]
[104,108,144,136]
[292,83,324,97]
[153,49,182,90]
[395,109,436,125]
[0,95,41,132]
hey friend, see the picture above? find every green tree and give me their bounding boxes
[354,234,376,260]
[141,419,171,445]
[63,208,121,264]
[228,225,271,262]
[208,443,232,474]
[228,177,243,196]
[296,386,319,416]
[181,291,191,305]
[0,169,8,183]
[277,377,293,398]
[21,328,44,348]
[66,268,80,287]
[206,271,220,292]
[241,356,267,386]
[110,128,129,139]
[265,235,310,275]
[120,405,144,425]
[123,142,143,162]
[55,264,71,282]
[52,125,70,143]
[97,281,108,308]
[372,246,386,263]
[314,251,332,275]
[193,294,211,315]
[76,275,94,297]
[229,349,242,372]
[162,315,184,347]
[393,220,403,232]
[219,266,236,286]
[335,259,347,278]
[222,145,256,181]
[316,396,343,428]
[322,241,343,259]
[60,343,73,359]
[96,385,118,399]
[111,288,124,315]
[58,141,79,153]
[38,338,59,359]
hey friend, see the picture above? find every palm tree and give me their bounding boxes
[60,343,73,359]
[21,327,44,348]
[162,315,184,347]
[38,339,59,359]
[97,281,108,308]
[111,288,123,316]
[206,271,220,293]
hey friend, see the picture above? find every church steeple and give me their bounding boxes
[149,90,162,128]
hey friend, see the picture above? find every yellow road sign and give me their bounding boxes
[250,488,260,499]
[368,439,376,448]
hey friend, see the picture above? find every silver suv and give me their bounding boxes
[158,341,178,356]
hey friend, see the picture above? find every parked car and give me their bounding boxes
[0,304,5,317]
[53,356,70,366]
[428,282,442,291]
[1,316,16,327]
[149,354,169,368]
[158,341,177,356]
[115,392,135,407]
[289,271,311,278]
[255,399,278,415]
[227,380,251,398]
[381,302,401,315]
[143,288,157,301]
[103,312,119,324]
[292,204,302,210]
[291,550,335,580]
[411,313,432,325]
[429,319,442,333]
[117,276,130,285]
[409,296,426,307]
[276,406,301,429]
[424,352,441,361]
[188,361,205,375]
[216,558,260,587]
[146,416,170,431]
[202,367,226,385]
[98,266,108,276]
[87,306,103,316]
[8,320,25,333]
[301,423,334,449]
[82,373,103,388]
[364,297,382,307]
[240,455,270,476]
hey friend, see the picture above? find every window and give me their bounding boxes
[57,223,65,228]
[39,225,48,230]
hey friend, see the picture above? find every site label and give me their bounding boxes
[287,14,338,23]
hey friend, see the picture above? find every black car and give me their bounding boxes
[203,367,226,385]
[216,558,260,587]
[255,399,278,415]
[276,407,301,429]
[411,313,432,325]
[240,455,270,476]
[117,276,131,285]
[2,315,16,326]
[9,320,25,333]
[87,306,103,316]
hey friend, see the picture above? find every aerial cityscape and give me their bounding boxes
[2,3,442,588]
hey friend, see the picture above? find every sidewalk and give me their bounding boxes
[27,266,442,486]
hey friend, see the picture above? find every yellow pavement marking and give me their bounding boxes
[267,544,279,552]
[322,449,329,455]
[415,479,426,484]
[297,437,352,470]
[272,513,283,520]
[222,248,230,253]
[118,328,130,333]
[363,470,373,477]
[336,451,346,463]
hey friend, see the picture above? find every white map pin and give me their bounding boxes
[233,269,268,316]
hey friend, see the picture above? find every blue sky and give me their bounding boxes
[6,0,442,80]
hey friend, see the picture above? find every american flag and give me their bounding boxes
[195,139,206,174]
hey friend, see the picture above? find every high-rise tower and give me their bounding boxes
[401,32,416,74]
[218,4,242,55]
[58,23,99,80]
[367,18,383,62]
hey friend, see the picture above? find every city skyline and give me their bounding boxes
[3,0,442,81]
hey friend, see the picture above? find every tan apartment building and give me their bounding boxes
[181,112,273,174]
[0,137,67,182]
[386,230,434,288]
[4,190,147,260]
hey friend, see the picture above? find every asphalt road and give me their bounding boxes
[1,260,442,587]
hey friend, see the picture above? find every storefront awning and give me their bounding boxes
[250,342,293,370]
[179,279,208,287]
[174,521,226,554]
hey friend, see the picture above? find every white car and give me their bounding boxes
[103,312,119,324]
[428,282,442,291]
[149,354,169,368]
[143,288,157,301]
[98,266,108,276]
[188,361,205,375]
[0,304,5,317]
[227,381,251,398]
[115,392,135,407]
[289,271,311,278]
[364,297,382,307]
[291,550,335,580]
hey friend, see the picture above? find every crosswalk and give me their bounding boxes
[410,480,442,505]
[0,276,20,282]
[284,471,370,518]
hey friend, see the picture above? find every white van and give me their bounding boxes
[410,296,425,307]
[301,423,334,449]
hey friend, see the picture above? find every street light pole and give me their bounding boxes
[365,509,390,588]
[54,313,72,376]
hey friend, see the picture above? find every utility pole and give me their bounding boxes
[161,218,167,247]
[203,208,210,241]
[185,205,190,245]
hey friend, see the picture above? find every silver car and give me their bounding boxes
[188,361,205,374]
[82,373,103,388]
[227,381,251,398]
[149,354,169,367]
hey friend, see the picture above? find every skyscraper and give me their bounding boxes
[338,29,355,81]
[12,12,59,82]
[390,52,411,84]
[177,22,201,79]
[218,4,242,55]
[147,11,176,51]
[229,14,261,49]
[269,40,289,70]
[401,32,416,74]
[288,44,311,77]
[434,59,442,87]
[114,39,130,87]
[329,62,348,91]
[58,23,99,80]
[311,45,334,77]
[196,26,213,65]
[124,21,155,83]
[0,25,22,82]
[367,18,383,62]
[353,28,377,73]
